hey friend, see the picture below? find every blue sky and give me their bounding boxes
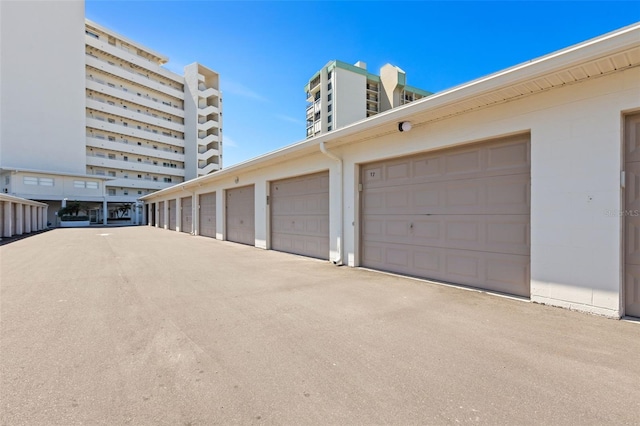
[85,1,639,167]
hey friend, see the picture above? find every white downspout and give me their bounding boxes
[320,141,343,265]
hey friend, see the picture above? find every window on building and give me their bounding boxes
[123,190,129,196]
[137,158,142,162]
[153,177,158,181]
[123,156,128,161]
[108,171,116,177]
[137,191,142,195]
[137,175,142,179]
[328,104,332,112]
[108,189,116,196]
[327,82,332,91]
[108,136,115,141]
[38,178,54,186]
[328,126,332,131]
[74,180,85,188]
[123,122,128,127]
[328,115,332,123]
[328,93,332,102]
[163,177,172,183]
[108,154,115,160]
[23,176,38,185]
[108,118,115,124]
[85,30,99,39]
[327,71,332,80]
[107,101,115,106]
[107,83,115,88]
[86,182,99,189]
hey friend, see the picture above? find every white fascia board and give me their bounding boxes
[0,194,49,207]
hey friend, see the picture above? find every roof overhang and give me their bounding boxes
[0,167,114,181]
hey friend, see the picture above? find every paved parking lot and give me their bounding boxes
[1,226,639,425]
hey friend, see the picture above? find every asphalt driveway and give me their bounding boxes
[1,227,638,425]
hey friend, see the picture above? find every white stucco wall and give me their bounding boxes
[0,0,87,174]
[6,171,105,201]
[333,68,367,130]
[143,64,640,318]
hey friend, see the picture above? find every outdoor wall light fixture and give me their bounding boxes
[398,121,412,132]
[234,176,239,184]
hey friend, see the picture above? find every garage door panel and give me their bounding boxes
[272,215,328,236]
[181,197,192,233]
[485,257,530,296]
[361,135,530,297]
[625,265,640,317]
[271,234,329,260]
[168,200,176,230]
[362,241,529,296]
[272,174,329,195]
[487,141,529,170]
[627,113,640,317]
[361,137,529,189]
[625,115,640,163]
[199,192,216,238]
[627,215,640,265]
[158,201,164,227]
[363,174,529,216]
[444,149,482,175]
[362,214,529,255]
[625,162,640,211]
[272,193,329,215]
[271,172,329,260]
[226,186,255,246]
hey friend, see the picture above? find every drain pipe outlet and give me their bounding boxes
[320,141,343,265]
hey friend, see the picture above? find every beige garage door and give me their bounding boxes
[181,196,192,234]
[226,185,255,246]
[168,200,177,231]
[199,192,216,238]
[361,135,531,297]
[625,113,640,318]
[271,171,330,260]
[158,201,165,228]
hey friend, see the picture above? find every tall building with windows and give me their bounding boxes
[305,61,431,138]
[85,19,222,197]
[0,0,222,225]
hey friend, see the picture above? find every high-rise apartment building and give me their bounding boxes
[0,1,222,225]
[84,20,222,198]
[305,61,431,138]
